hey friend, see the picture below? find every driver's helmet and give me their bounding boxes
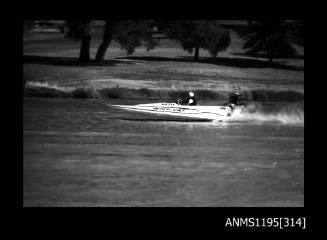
[188,92,194,97]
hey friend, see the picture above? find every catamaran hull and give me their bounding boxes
[110,103,242,121]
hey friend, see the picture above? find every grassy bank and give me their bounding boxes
[23,30,304,101]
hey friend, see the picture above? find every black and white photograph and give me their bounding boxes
[23,20,304,208]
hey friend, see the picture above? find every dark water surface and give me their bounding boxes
[23,98,304,206]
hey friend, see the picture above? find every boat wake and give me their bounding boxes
[227,102,304,125]
[24,81,304,102]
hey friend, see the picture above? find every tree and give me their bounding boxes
[65,20,92,63]
[237,20,298,63]
[95,21,120,62]
[23,20,36,32]
[95,20,159,62]
[292,20,304,46]
[158,20,231,60]
[209,30,231,57]
[65,20,158,63]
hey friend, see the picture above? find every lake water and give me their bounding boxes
[23,97,304,207]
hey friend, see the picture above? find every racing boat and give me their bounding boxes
[109,92,244,121]
[110,102,242,121]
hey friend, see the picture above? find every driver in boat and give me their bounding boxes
[225,91,244,109]
[176,91,198,105]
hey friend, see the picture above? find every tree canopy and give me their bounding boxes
[158,20,231,60]
[95,20,159,62]
[237,20,300,62]
[23,20,36,32]
[63,20,233,63]
[292,20,304,46]
[65,20,158,63]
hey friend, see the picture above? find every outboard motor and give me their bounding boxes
[229,92,244,106]
[225,92,244,116]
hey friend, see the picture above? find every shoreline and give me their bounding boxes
[24,84,304,102]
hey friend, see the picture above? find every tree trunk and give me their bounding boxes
[79,35,91,63]
[95,36,113,62]
[194,46,200,60]
[95,21,118,62]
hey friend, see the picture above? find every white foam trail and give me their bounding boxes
[230,112,303,124]
[25,81,71,91]
[227,105,304,124]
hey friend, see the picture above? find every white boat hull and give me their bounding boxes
[110,102,242,121]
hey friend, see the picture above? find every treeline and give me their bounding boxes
[24,20,304,63]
